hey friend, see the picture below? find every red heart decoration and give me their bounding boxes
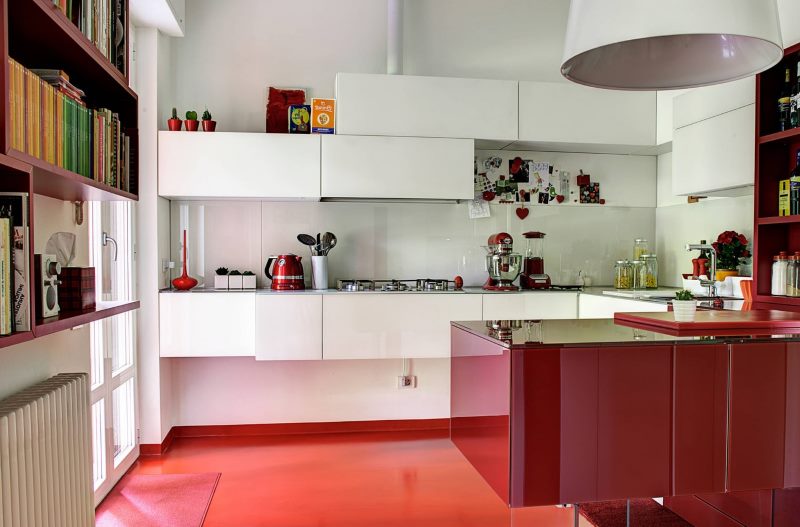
[482,191,496,201]
[516,207,529,220]
[556,195,565,203]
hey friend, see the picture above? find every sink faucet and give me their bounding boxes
[686,243,717,298]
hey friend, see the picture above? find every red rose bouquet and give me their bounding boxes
[712,230,750,270]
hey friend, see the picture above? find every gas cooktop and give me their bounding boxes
[337,278,463,292]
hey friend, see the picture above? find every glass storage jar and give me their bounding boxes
[614,260,633,289]
[642,254,658,289]
[631,260,647,290]
[788,255,800,297]
[633,239,649,260]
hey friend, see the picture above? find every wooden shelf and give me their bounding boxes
[754,295,800,307]
[757,216,800,225]
[7,0,137,127]
[8,149,137,201]
[759,128,800,145]
[0,331,35,349]
[33,300,139,338]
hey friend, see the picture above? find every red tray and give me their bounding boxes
[615,310,800,334]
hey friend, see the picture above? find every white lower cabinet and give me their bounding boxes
[159,292,256,357]
[482,292,578,320]
[255,294,322,360]
[322,294,483,359]
[578,294,668,319]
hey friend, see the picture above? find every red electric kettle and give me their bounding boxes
[265,254,305,290]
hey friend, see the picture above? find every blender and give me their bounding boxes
[520,231,551,290]
[483,232,523,291]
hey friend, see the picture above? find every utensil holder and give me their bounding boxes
[312,255,328,290]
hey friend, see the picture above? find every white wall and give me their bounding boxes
[655,153,754,287]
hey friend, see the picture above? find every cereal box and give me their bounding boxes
[311,98,335,134]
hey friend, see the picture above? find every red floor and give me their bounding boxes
[130,429,590,527]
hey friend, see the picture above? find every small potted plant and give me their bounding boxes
[712,230,751,281]
[185,110,199,131]
[228,269,243,289]
[167,107,182,131]
[672,290,697,322]
[202,108,216,132]
[214,267,229,289]
[242,270,256,289]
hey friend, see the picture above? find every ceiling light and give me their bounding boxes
[561,0,784,90]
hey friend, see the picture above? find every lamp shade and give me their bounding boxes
[561,0,784,90]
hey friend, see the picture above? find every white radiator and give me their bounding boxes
[0,373,93,527]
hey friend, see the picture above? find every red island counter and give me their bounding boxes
[450,318,800,526]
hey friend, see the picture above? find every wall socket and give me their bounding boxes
[397,375,417,389]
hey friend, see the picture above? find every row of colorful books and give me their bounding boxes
[8,58,133,192]
[53,0,127,76]
[0,194,30,336]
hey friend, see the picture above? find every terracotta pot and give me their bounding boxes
[716,269,739,282]
[185,119,199,132]
[172,230,198,291]
[202,120,217,132]
[167,118,182,131]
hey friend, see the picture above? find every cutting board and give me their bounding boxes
[615,309,800,333]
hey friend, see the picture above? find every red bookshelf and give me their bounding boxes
[754,42,800,305]
[0,0,139,201]
[33,300,139,338]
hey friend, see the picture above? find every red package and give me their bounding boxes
[266,87,306,133]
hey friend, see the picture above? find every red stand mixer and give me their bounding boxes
[483,233,523,291]
[520,231,551,290]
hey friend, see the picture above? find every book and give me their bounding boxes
[0,218,11,336]
[780,179,791,216]
[311,98,335,134]
[0,194,30,332]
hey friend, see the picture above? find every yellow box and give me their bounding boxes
[780,179,791,216]
[311,98,335,134]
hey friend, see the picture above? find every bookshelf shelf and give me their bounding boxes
[759,128,800,145]
[9,149,137,202]
[7,0,137,127]
[757,216,800,225]
[33,300,139,338]
[0,331,34,349]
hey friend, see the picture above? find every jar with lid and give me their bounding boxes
[788,255,800,297]
[614,260,633,289]
[631,260,647,290]
[633,239,649,260]
[642,254,658,289]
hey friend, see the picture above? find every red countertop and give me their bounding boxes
[615,309,800,336]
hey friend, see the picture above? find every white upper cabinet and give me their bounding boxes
[321,135,474,200]
[672,104,755,196]
[158,132,321,200]
[673,77,755,129]
[335,73,518,142]
[322,293,483,360]
[482,292,578,320]
[159,292,256,357]
[255,294,322,361]
[517,81,656,152]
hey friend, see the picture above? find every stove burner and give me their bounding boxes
[419,279,448,291]
[337,280,375,292]
[381,280,409,292]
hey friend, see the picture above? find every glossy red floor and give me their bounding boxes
[130,429,592,527]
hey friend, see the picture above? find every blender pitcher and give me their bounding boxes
[520,231,551,290]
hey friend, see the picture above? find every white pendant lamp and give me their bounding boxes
[561,0,784,90]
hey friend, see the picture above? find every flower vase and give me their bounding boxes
[172,230,198,290]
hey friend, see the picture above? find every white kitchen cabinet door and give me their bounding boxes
[578,295,668,319]
[482,293,578,320]
[321,135,474,200]
[335,73,518,142]
[518,81,656,150]
[159,292,256,357]
[672,104,755,196]
[323,294,483,359]
[255,294,322,361]
[673,77,755,129]
[158,132,321,199]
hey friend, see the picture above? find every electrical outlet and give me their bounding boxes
[397,375,417,389]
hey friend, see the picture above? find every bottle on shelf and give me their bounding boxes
[773,255,782,295]
[780,67,793,132]
[773,251,789,296]
[788,255,798,297]
[791,151,800,215]
[780,67,793,131]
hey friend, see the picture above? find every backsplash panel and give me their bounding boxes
[171,200,655,288]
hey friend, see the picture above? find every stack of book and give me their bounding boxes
[52,0,127,76]
[8,58,133,192]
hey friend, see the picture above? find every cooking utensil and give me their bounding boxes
[326,234,337,254]
[320,232,337,256]
[297,234,316,246]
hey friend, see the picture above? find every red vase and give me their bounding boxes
[202,120,217,132]
[185,119,199,131]
[172,230,198,290]
[167,118,182,131]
